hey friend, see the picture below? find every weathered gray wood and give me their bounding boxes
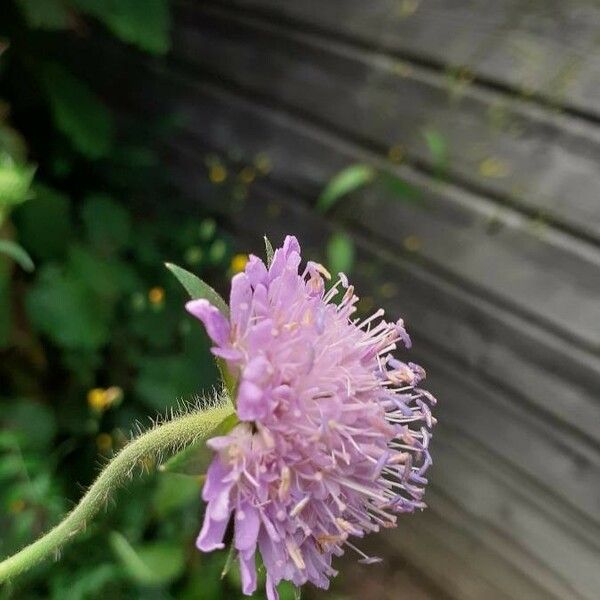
[172,3,600,243]
[165,73,600,349]
[149,74,600,452]
[211,0,600,120]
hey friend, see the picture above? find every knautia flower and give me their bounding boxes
[186,236,436,599]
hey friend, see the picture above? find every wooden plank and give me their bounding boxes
[172,3,600,243]
[165,139,600,527]
[210,0,600,120]
[331,552,447,600]
[146,74,600,450]
[165,74,600,352]
[431,430,600,600]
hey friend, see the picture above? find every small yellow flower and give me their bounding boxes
[96,433,113,453]
[209,164,227,184]
[148,286,165,305]
[87,386,123,412]
[88,388,108,411]
[231,253,249,274]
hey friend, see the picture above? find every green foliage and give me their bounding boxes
[165,262,229,316]
[423,127,448,175]
[381,173,423,204]
[82,194,132,254]
[0,156,36,210]
[166,262,235,396]
[0,240,34,272]
[15,184,72,261]
[264,234,275,266]
[41,62,115,160]
[73,0,171,55]
[110,531,186,585]
[327,231,355,275]
[16,0,72,30]
[317,163,375,212]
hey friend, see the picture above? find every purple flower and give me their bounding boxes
[187,236,437,599]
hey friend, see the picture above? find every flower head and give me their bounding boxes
[187,236,436,599]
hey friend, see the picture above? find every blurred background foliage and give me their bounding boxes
[0,1,289,598]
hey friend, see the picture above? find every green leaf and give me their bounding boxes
[0,156,36,209]
[423,128,448,174]
[160,413,237,475]
[317,164,375,212]
[1,399,57,451]
[0,240,34,272]
[16,0,71,30]
[14,184,71,261]
[110,532,186,585]
[41,63,114,159]
[152,473,200,516]
[263,235,274,266]
[381,174,423,204]
[73,0,171,55]
[327,231,355,275]
[82,194,131,254]
[135,352,219,411]
[26,263,113,351]
[0,269,9,348]
[165,262,229,316]
[166,261,237,399]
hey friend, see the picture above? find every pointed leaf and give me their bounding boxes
[72,0,171,55]
[41,63,114,160]
[263,235,274,266]
[317,164,375,212]
[165,262,228,316]
[109,532,185,585]
[0,157,36,209]
[0,240,34,272]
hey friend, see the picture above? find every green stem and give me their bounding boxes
[0,402,234,583]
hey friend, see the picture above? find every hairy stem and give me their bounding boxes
[0,402,234,583]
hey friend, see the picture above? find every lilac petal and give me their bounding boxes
[186,299,230,346]
[239,548,258,595]
[201,457,230,501]
[236,380,267,421]
[268,235,301,280]
[245,254,268,288]
[235,505,260,551]
[265,573,280,600]
[196,510,230,551]
[230,273,253,330]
